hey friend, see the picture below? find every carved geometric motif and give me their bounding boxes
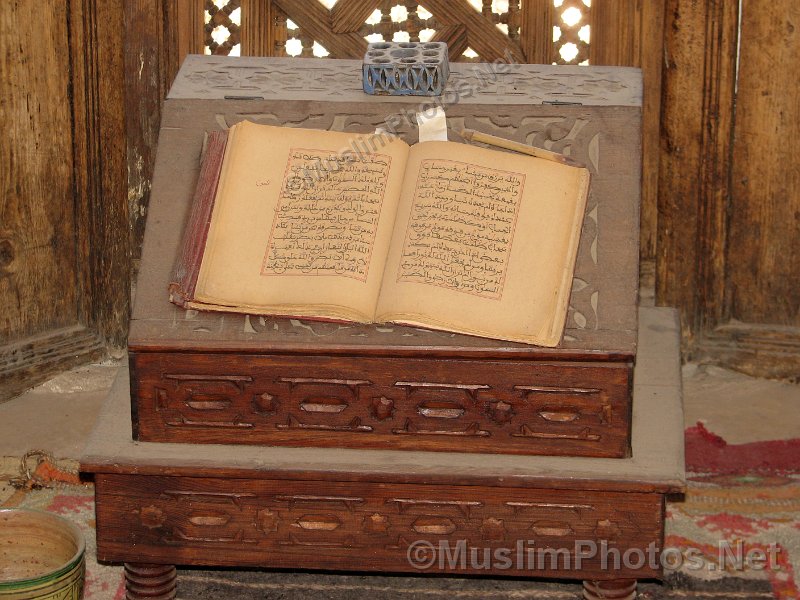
[553,0,591,64]
[135,349,630,457]
[178,60,636,105]
[204,0,242,56]
[200,1,590,65]
[115,475,662,576]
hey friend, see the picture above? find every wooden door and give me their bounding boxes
[0,0,129,401]
[659,0,800,379]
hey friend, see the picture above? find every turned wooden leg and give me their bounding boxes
[124,563,177,600]
[583,579,637,600]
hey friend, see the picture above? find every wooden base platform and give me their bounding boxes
[82,308,684,597]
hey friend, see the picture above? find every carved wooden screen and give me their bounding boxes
[200,0,593,64]
[205,0,242,55]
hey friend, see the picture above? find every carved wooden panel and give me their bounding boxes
[196,0,594,64]
[130,351,631,457]
[171,55,641,105]
[204,0,241,55]
[552,0,591,64]
[94,473,662,580]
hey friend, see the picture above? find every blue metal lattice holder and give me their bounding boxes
[362,41,450,96]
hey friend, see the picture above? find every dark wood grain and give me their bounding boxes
[241,0,274,56]
[519,0,554,63]
[0,2,76,342]
[131,351,632,457]
[0,0,128,400]
[84,307,683,594]
[0,327,104,403]
[330,0,377,34]
[124,563,177,600]
[727,0,800,327]
[124,0,170,261]
[70,0,130,349]
[657,0,738,341]
[589,0,665,262]
[696,322,800,383]
[94,473,663,581]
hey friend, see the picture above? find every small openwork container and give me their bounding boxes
[0,509,85,600]
[363,41,450,96]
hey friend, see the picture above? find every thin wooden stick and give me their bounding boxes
[458,128,585,168]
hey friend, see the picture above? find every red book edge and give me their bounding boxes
[168,130,229,308]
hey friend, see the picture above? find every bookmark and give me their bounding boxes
[416,106,448,143]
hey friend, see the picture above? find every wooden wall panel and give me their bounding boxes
[71,0,130,348]
[0,1,77,341]
[1,0,129,401]
[638,0,665,261]
[656,0,800,379]
[167,0,204,80]
[657,0,738,342]
[727,0,800,325]
[125,0,204,263]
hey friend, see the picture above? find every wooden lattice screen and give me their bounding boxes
[200,0,593,65]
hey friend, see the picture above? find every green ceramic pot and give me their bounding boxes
[0,509,85,600]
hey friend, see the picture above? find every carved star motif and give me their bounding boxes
[257,509,279,533]
[594,519,621,539]
[371,396,395,421]
[480,517,506,541]
[489,401,515,424]
[252,392,279,414]
[364,513,390,534]
[139,505,166,530]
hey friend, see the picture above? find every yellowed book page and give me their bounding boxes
[194,121,409,321]
[376,141,590,346]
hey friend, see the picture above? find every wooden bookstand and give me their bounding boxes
[126,56,643,458]
[81,58,683,597]
[83,307,684,598]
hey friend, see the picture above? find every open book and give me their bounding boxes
[169,121,590,346]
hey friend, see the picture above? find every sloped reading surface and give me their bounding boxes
[170,121,591,347]
[133,58,641,357]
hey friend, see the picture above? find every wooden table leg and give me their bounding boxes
[124,563,177,600]
[582,579,637,599]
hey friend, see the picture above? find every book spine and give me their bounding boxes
[168,130,228,308]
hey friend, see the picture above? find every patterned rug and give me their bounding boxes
[1,426,797,599]
[664,423,800,599]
